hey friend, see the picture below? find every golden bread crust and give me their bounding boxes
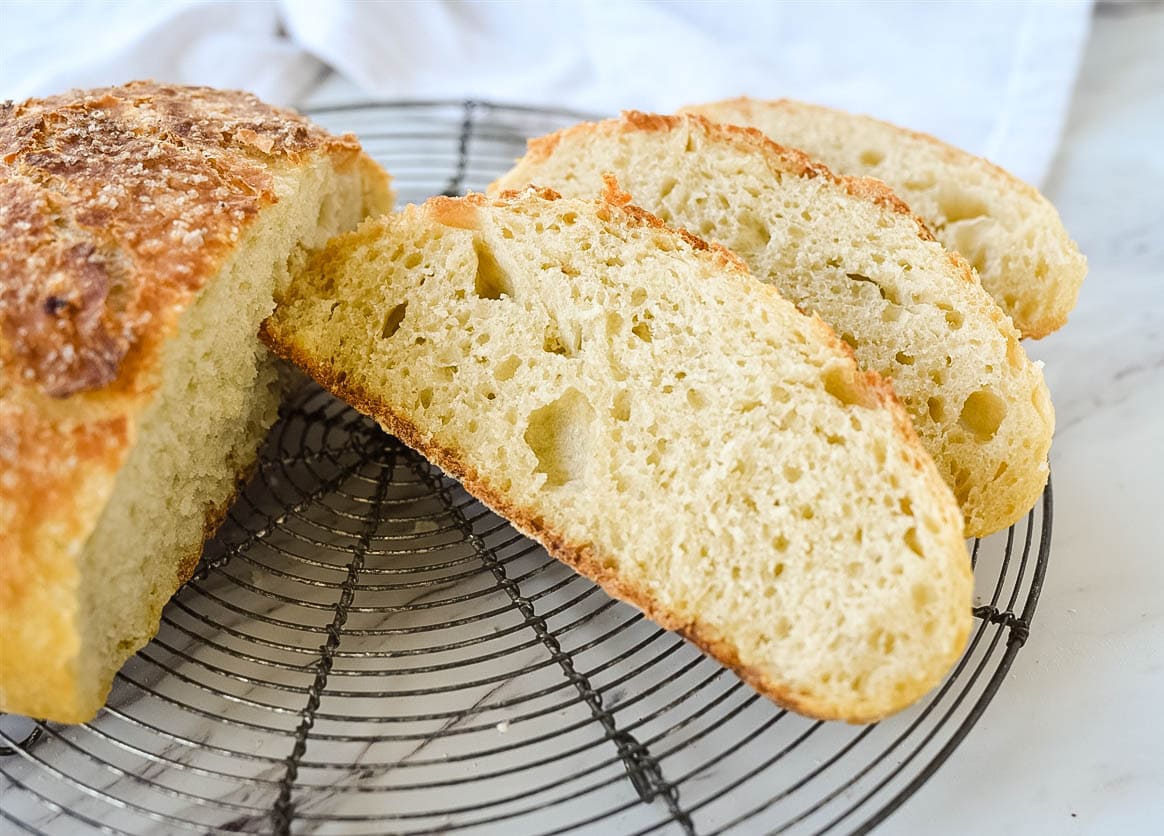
[0,80,366,399]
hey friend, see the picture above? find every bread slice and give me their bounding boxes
[492,112,1053,537]
[0,82,394,723]
[262,186,972,722]
[681,97,1086,339]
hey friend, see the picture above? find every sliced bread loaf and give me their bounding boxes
[492,112,1054,537]
[0,82,393,723]
[262,186,972,722]
[681,97,1086,338]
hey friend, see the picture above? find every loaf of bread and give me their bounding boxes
[0,82,394,723]
[681,97,1086,339]
[493,112,1053,537]
[262,185,973,722]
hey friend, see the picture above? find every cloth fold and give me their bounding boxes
[0,0,1093,186]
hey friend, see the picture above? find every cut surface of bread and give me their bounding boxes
[263,187,973,723]
[493,112,1053,536]
[0,82,394,723]
[681,97,1086,338]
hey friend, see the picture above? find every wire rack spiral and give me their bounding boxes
[0,101,1052,835]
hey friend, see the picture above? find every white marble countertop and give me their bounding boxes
[885,4,1164,833]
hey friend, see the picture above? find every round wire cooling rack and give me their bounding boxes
[0,101,1052,836]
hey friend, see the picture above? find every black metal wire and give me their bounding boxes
[0,101,1053,836]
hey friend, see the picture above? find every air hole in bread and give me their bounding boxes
[418,388,433,409]
[631,321,653,343]
[945,310,964,330]
[404,251,423,269]
[846,272,899,305]
[686,388,706,409]
[952,467,972,504]
[927,396,946,423]
[904,171,937,191]
[1006,335,1024,369]
[959,389,1006,440]
[937,186,989,224]
[912,580,935,609]
[645,437,667,468]
[543,319,580,356]
[631,287,647,306]
[612,389,631,422]
[822,365,876,410]
[524,388,595,488]
[736,210,772,250]
[380,302,407,339]
[473,239,513,299]
[904,527,924,558]
[783,464,802,484]
[495,355,521,382]
[858,149,885,166]
[772,616,791,639]
[895,351,915,366]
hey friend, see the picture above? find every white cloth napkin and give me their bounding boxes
[0,0,1093,187]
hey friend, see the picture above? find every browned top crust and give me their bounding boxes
[0,80,365,400]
